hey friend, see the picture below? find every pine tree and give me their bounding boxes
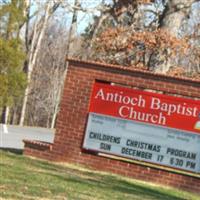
[0,38,26,106]
[0,0,26,123]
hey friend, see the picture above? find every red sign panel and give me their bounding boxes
[89,82,200,134]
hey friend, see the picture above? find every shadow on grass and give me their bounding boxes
[0,151,190,200]
[109,178,185,200]
[0,148,23,155]
[41,170,186,200]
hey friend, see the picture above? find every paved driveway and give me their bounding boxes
[0,124,54,150]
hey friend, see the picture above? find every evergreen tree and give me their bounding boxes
[0,38,26,107]
[0,0,26,122]
[0,0,26,39]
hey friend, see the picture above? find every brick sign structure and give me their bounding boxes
[23,58,200,193]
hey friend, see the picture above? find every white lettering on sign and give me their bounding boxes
[118,106,166,125]
[83,113,200,173]
[150,97,198,117]
[95,88,198,119]
[95,88,146,107]
[94,88,198,118]
[89,83,200,134]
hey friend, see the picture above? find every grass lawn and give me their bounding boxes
[0,150,199,200]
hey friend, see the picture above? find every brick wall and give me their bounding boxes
[24,59,200,193]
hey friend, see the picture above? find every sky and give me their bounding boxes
[29,0,200,35]
[29,0,109,34]
[68,0,113,34]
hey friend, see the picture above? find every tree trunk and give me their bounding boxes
[50,0,80,129]
[1,106,9,124]
[87,13,110,59]
[155,0,196,74]
[10,106,18,125]
[51,101,59,129]
[19,2,51,126]
[160,0,196,37]
[65,0,79,58]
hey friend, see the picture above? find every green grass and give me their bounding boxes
[0,150,199,200]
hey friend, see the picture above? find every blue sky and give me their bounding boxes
[29,0,106,34]
[29,0,200,35]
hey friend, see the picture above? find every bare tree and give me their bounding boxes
[21,0,83,128]
[19,0,60,126]
[50,0,81,128]
[27,23,68,128]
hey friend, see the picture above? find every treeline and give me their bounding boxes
[0,0,199,128]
